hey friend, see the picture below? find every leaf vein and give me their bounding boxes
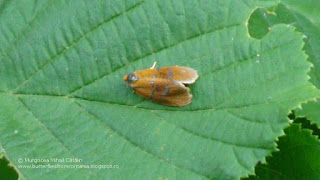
[16,96,101,179]
[12,1,145,93]
[151,110,271,150]
[73,100,208,179]
[0,0,55,63]
[232,147,252,172]
[67,22,244,95]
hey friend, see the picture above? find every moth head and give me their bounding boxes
[123,73,139,85]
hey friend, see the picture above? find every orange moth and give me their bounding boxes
[123,62,198,106]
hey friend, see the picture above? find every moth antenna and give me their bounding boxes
[150,61,157,69]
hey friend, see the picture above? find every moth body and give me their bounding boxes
[124,63,198,106]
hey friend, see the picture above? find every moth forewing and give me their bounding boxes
[166,66,199,84]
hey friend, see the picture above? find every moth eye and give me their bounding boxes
[127,73,139,83]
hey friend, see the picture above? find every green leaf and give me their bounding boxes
[246,124,320,180]
[294,117,320,138]
[0,145,3,157]
[255,0,279,9]
[0,0,318,179]
[0,156,19,180]
[248,1,320,128]
[279,0,320,27]
[296,101,320,128]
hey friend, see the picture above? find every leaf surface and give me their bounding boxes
[0,0,318,179]
[248,0,320,128]
[246,124,320,180]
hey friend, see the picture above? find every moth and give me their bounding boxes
[123,62,198,106]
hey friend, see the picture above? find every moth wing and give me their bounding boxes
[161,66,198,84]
[134,68,158,79]
[134,87,153,100]
[133,79,192,106]
[161,84,192,106]
[128,66,197,106]
[151,80,192,106]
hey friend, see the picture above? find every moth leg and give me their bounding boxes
[150,61,157,69]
